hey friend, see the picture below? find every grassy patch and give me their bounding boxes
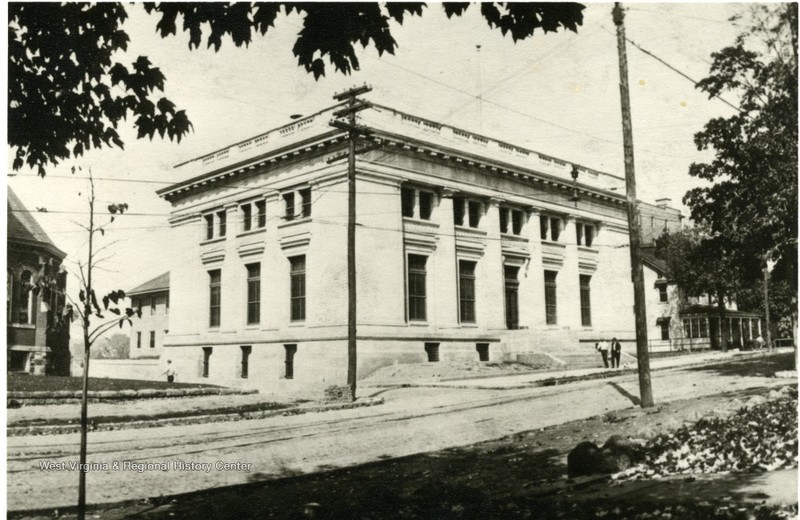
[8,373,220,393]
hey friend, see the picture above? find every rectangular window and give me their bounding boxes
[545,270,558,325]
[683,319,691,337]
[580,275,592,327]
[511,210,523,235]
[418,191,433,220]
[217,210,227,238]
[401,187,415,218]
[468,201,481,228]
[576,223,584,246]
[148,296,155,316]
[585,225,594,247]
[255,200,266,228]
[165,295,169,315]
[550,218,561,241]
[246,263,261,325]
[540,216,549,241]
[657,283,668,303]
[242,204,252,232]
[499,208,509,234]
[136,332,141,349]
[202,347,212,378]
[659,319,670,340]
[407,254,427,321]
[155,294,167,315]
[453,197,465,226]
[284,192,295,221]
[209,270,221,328]
[284,344,297,379]
[205,214,214,240]
[149,330,155,349]
[459,260,476,323]
[241,345,251,379]
[299,188,312,218]
[699,318,708,338]
[290,256,306,321]
[505,266,520,330]
[476,343,490,362]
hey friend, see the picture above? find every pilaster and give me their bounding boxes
[560,216,582,329]
[520,208,545,328]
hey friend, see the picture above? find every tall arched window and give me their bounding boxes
[18,270,33,324]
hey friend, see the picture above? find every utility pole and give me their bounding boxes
[330,85,373,401]
[613,3,654,408]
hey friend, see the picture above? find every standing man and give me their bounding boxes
[611,338,622,368]
[596,340,610,368]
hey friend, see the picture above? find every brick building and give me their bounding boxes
[7,188,70,375]
[157,102,685,395]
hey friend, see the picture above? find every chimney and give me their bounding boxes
[655,198,671,208]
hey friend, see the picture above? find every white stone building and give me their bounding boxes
[157,102,677,395]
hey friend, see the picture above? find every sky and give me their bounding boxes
[6,2,747,335]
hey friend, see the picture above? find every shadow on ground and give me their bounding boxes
[687,352,794,378]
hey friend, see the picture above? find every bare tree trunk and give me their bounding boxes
[717,286,728,352]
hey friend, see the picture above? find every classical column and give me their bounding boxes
[433,188,459,329]
[482,198,506,330]
[520,208,545,328]
[559,215,581,329]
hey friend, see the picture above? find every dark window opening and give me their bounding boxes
[659,319,670,340]
[511,210,523,235]
[209,270,221,328]
[453,197,465,226]
[284,344,297,379]
[241,346,251,379]
[246,263,261,325]
[418,191,433,220]
[657,283,668,303]
[540,216,549,241]
[576,223,584,246]
[136,332,141,349]
[476,343,490,362]
[468,201,481,228]
[499,208,509,234]
[217,210,227,238]
[459,260,476,323]
[299,188,312,218]
[550,218,561,241]
[290,256,306,321]
[505,265,520,330]
[202,347,212,378]
[255,200,266,228]
[149,330,155,349]
[284,192,295,221]
[408,254,427,321]
[401,187,415,218]
[242,204,252,232]
[424,342,439,362]
[545,270,557,325]
[205,214,214,240]
[580,274,592,327]
[585,225,594,247]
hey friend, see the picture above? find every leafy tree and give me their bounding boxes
[655,227,759,351]
[683,4,798,342]
[9,2,585,177]
[91,333,131,360]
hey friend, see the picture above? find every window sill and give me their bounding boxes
[460,323,478,328]
[9,323,35,329]
[278,217,311,229]
[207,327,221,333]
[237,228,266,239]
[408,321,429,326]
[201,237,226,246]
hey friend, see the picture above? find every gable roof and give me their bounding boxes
[641,246,667,278]
[7,187,66,259]
[128,272,170,296]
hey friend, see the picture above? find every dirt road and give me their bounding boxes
[7,359,790,512]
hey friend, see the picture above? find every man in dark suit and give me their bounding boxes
[610,338,622,368]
